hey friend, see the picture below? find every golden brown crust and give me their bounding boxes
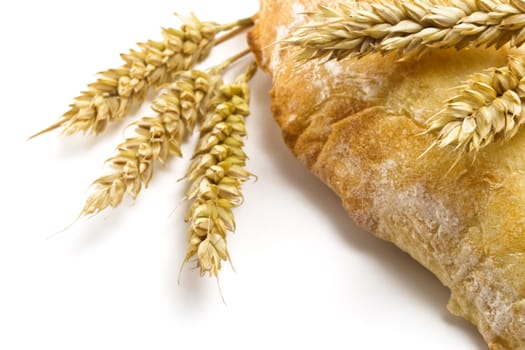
[248,0,525,349]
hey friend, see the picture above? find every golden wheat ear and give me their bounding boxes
[182,62,257,278]
[284,0,525,61]
[424,55,525,158]
[80,50,252,218]
[29,15,253,139]
[80,70,220,218]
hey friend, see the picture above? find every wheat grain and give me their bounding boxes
[30,15,253,138]
[285,0,525,60]
[183,62,257,277]
[81,50,252,217]
[81,70,221,217]
[425,55,525,157]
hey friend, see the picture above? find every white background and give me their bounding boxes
[0,1,487,349]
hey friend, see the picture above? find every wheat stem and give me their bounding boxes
[215,48,252,71]
[183,62,257,277]
[30,15,253,139]
[285,0,525,61]
[425,55,525,157]
[215,17,255,45]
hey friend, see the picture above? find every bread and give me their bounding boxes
[247,1,525,349]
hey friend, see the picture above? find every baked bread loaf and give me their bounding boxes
[248,0,525,349]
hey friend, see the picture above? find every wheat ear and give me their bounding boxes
[285,0,525,61]
[30,15,253,138]
[424,55,525,157]
[80,52,251,217]
[183,62,257,277]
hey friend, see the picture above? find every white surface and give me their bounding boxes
[0,1,487,349]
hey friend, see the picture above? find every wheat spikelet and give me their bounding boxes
[31,15,253,138]
[425,55,525,157]
[285,0,525,61]
[81,69,222,217]
[183,62,257,277]
[81,50,252,217]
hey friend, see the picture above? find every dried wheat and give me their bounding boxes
[30,15,253,138]
[81,71,220,216]
[425,55,525,156]
[81,51,251,217]
[183,62,257,277]
[285,0,525,60]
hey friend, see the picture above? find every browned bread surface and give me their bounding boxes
[248,1,525,349]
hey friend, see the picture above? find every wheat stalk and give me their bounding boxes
[30,15,253,138]
[81,51,251,217]
[80,71,217,216]
[424,55,525,157]
[183,62,257,277]
[285,0,525,60]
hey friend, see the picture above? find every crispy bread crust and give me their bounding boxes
[248,1,525,349]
